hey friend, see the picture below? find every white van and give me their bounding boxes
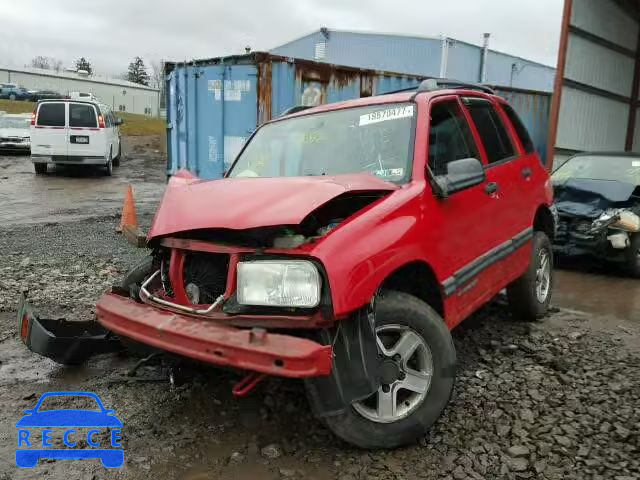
[30,100,122,175]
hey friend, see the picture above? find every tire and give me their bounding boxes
[624,233,640,278]
[120,256,154,294]
[113,141,121,167]
[319,290,456,449]
[104,150,113,176]
[34,163,47,174]
[119,257,157,356]
[507,231,553,321]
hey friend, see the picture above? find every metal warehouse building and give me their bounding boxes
[271,28,556,92]
[0,67,159,116]
[549,0,640,167]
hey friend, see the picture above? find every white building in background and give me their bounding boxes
[0,67,160,116]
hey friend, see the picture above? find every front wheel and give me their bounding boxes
[507,231,553,321]
[624,233,640,277]
[319,290,456,449]
[34,163,47,174]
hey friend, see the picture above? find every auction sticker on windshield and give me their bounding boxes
[359,105,414,126]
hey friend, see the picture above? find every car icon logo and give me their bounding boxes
[15,391,123,468]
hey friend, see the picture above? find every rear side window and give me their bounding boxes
[500,103,535,154]
[69,104,97,128]
[428,100,479,176]
[463,98,515,164]
[36,103,65,127]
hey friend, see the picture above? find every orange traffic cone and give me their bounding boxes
[117,185,146,248]
[117,185,138,233]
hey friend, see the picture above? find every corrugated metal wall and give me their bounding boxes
[494,87,551,164]
[550,0,640,166]
[271,31,443,77]
[271,29,555,92]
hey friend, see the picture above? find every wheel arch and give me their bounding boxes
[378,260,444,318]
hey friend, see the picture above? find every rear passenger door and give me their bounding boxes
[33,102,67,158]
[461,97,531,274]
[67,103,102,160]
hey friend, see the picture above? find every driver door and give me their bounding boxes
[424,97,507,324]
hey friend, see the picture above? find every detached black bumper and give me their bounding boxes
[17,293,121,365]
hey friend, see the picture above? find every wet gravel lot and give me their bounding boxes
[0,145,639,479]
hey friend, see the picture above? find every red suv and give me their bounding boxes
[95,79,555,448]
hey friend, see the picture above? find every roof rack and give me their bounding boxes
[280,105,314,117]
[383,78,495,96]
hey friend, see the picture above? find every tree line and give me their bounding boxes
[28,55,162,88]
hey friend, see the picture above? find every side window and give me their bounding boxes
[500,103,535,154]
[463,98,515,164]
[69,104,97,128]
[428,100,480,176]
[36,103,65,127]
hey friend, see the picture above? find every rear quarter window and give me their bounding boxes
[36,103,65,127]
[69,104,97,128]
[500,103,535,154]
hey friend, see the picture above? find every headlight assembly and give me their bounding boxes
[237,260,321,308]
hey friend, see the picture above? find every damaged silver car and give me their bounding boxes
[552,152,640,276]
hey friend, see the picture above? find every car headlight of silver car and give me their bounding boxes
[237,260,321,308]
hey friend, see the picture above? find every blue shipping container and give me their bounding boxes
[166,53,550,178]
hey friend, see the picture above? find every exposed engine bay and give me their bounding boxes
[553,177,640,260]
[163,191,389,250]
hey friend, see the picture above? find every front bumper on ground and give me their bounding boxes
[31,154,106,165]
[95,292,333,378]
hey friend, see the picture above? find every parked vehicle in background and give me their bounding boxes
[30,90,63,102]
[552,152,640,276]
[0,83,32,101]
[30,99,123,175]
[0,113,31,152]
[69,92,98,102]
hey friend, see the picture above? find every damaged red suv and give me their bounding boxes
[95,79,555,448]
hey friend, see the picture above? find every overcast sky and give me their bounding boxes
[1,0,564,78]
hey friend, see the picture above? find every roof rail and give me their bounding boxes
[382,78,495,96]
[417,78,495,94]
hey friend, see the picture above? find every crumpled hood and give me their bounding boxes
[553,178,639,218]
[147,171,397,240]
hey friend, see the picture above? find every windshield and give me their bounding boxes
[552,154,640,185]
[0,117,30,129]
[228,103,415,183]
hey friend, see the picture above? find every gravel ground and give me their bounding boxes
[1,218,639,480]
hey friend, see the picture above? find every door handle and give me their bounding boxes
[522,167,532,179]
[485,182,499,195]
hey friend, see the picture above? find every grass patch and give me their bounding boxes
[0,99,165,136]
[0,99,34,114]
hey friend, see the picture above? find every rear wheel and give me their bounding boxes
[104,150,113,176]
[507,231,553,321]
[34,163,47,174]
[320,290,456,449]
[113,141,121,167]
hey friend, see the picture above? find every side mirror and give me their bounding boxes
[114,117,124,126]
[432,157,485,198]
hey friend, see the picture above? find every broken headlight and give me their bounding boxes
[237,260,321,308]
